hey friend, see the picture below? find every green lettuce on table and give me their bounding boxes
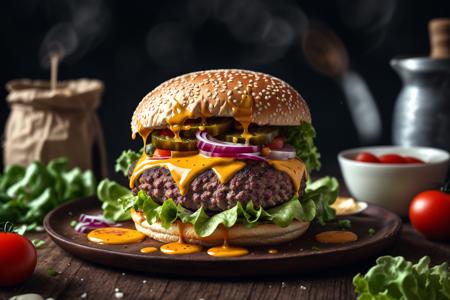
[97,176,339,237]
[0,158,96,228]
[353,256,450,300]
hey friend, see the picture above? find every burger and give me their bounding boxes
[103,69,338,249]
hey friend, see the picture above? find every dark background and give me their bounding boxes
[1,0,449,178]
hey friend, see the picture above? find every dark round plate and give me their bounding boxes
[44,196,402,277]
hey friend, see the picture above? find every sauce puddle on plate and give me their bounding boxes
[140,247,158,254]
[315,231,358,244]
[207,227,249,257]
[87,228,146,245]
[160,222,203,255]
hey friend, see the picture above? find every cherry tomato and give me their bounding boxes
[0,232,37,286]
[268,136,284,150]
[379,154,407,164]
[153,148,171,157]
[403,156,425,164]
[409,190,450,240]
[355,152,380,163]
[158,129,174,137]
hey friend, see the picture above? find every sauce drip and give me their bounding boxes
[160,222,203,255]
[166,100,194,140]
[140,247,158,254]
[229,86,253,144]
[129,154,246,195]
[87,228,146,245]
[207,227,249,257]
[268,249,279,254]
[315,231,358,244]
[200,99,215,125]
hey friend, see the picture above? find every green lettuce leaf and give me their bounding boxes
[303,176,339,225]
[115,150,141,176]
[97,176,339,237]
[133,191,310,237]
[353,256,450,300]
[97,179,132,221]
[0,158,96,228]
[280,122,321,173]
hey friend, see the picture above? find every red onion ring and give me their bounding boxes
[268,145,296,160]
[200,150,268,162]
[75,214,121,233]
[196,131,259,153]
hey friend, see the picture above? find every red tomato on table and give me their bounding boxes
[409,189,450,240]
[355,152,380,163]
[0,232,37,286]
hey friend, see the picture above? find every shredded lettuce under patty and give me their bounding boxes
[97,176,339,237]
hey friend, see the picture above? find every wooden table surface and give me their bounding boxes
[2,223,449,300]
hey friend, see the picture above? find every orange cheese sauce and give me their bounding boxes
[87,228,146,245]
[160,242,203,255]
[229,87,253,144]
[315,231,358,244]
[166,101,194,140]
[140,247,158,254]
[207,228,249,257]
[207,244,249,257]
[160,222,203,255]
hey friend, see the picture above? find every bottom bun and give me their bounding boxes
[131,208,310,246]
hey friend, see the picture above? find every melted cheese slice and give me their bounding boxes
[130,154,306,197]
[269,159,306,194]
[130,154,246,195]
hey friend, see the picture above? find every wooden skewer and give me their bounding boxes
[50,52,60,90]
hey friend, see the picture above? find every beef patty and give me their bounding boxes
[130,160,306,212]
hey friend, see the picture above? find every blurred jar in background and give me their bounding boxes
[3,79,108,179]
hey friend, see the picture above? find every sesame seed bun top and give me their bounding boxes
[131,69,311,134]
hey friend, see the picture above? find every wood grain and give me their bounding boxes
[1,224,449,300]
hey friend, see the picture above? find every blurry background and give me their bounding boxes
[1,0,449,179]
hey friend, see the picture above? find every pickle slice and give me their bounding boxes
[151,132,197,151]
[220,127,279,145]
[181,118,232,137]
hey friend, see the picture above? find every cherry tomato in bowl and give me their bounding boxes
[378,154,407,164]
[403,156,425,164]
[355,152,380,163]
[0,232,37,286]
[409,184,450,241]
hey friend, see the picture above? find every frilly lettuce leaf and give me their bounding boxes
[281,122,321,173]
[97,176,339,237]
[353,256,450,300]
[97,179,132,221]
[114,150,141,176]
[303,176,339,225]
[0,158,96,227]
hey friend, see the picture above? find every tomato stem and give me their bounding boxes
[0,221,14,233]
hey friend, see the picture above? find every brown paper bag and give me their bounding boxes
[3,79,108,178]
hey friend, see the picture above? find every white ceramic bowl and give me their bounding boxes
[338,146,449,216]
